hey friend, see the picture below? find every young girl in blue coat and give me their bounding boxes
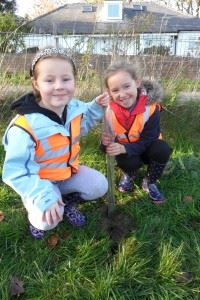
[2,48,109,239]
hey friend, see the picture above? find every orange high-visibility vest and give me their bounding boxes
[13,115,82,181]
[107,103,161,143]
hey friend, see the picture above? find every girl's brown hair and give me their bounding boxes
[104,62,142,88]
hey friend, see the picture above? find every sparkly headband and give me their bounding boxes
[31,48,69,74]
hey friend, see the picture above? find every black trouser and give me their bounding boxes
[116,140,172,183]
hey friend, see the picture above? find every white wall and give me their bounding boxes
[19,32,200,57]
[176,31,200,57]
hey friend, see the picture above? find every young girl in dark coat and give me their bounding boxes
[102,62,172,204]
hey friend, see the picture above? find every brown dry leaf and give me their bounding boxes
[0,210,5,222]
[183,195,193,202]
[60,231,70,240]
[9,276,24,297]
[47,233,59,248]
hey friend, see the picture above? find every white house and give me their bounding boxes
[23,1,200,57]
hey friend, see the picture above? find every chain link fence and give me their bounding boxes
[1,32,200,56]
[1,32,200,121]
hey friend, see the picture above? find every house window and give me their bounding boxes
[104,1,122,20]
[108,4,119,17]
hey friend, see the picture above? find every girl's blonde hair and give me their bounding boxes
[104,62,142,88]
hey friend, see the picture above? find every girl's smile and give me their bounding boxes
[32,57,75,116]
[107,70,140,108]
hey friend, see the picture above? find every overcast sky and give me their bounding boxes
[16,0,34,17]
[15,0,190,18]
[15,0,86,17]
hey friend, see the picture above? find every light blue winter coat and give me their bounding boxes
[2,96,104,213]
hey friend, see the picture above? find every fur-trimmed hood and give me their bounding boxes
[140,80,163,104]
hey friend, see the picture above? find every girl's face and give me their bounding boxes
[107,70,140,108]
[32,57,75,116]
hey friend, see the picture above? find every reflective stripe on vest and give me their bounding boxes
[13,115,81,181]
[109,103,159,143]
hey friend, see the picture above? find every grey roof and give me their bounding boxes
[29,1,200,34]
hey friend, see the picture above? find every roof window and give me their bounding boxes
[132,5,145,11]
[82,5,93,12]
[104,1,122,20]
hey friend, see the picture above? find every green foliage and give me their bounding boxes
[0,71,29,85]
[162,78,200,93]
[0,71,30,121]
[0,12,17,31]
[161,78,200,104]
[0,12,30,53]
[161,102,200,149]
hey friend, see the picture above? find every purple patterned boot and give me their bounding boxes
[29,224,45,239]
[62,193,86,227]
[64,205,86,227]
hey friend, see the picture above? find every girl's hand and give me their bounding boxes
[102,132,113,146]
[106,142,126,156]
[42,199,65,226]
[96,92,110,107]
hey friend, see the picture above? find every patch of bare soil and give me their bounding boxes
[99,205,137,253]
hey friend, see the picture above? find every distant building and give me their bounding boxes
[24,1,200,57]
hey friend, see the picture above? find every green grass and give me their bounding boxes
[1,102,200,299]
[162,78,200,94]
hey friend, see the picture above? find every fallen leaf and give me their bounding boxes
[47,234,59,248]
[176,272,193,284]
[60,231,70,240]
[183,195,193,202]
[0,211,5,222]
[9,276,24,297]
